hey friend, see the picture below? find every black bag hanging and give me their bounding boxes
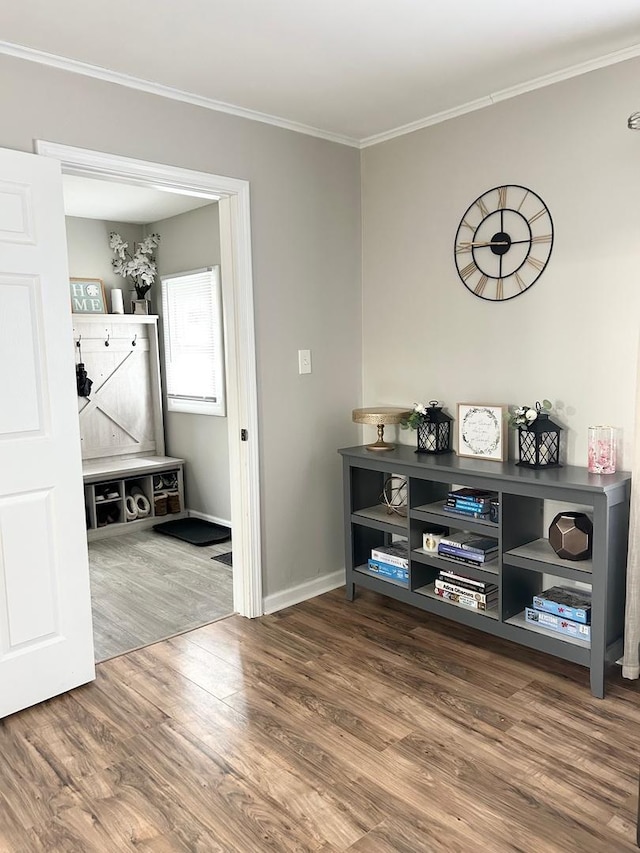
[75,337,93,398]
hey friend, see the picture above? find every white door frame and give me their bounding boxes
[35,140,262,618]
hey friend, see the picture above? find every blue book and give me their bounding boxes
[525,607,591,641]
[532,586,591,624]
[439,531,499,555]
[438,544,497,563]
[367,558,409,585]
[447,497,492,509]
[442,505,490,520]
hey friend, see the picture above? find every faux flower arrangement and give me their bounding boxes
[509,399,552,429]
[109,232,161,299]
[401,402,431,430]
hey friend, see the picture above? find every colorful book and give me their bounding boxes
[439,531,498,555]
[367,559,409,585]
[435,588,495,611]
[442,505,491,520]
[369,542,408,569]
[446,497,493,510]
[438,543,497,563]
[532,586,592,625]
[525,607,591,641]
[438,569,497,594]
[435,579,497,603]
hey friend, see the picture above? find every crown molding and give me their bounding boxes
[360,41,640,148]
[0,40,360,149]
[4,38,640,150]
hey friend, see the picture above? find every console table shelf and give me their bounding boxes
[339,444,631,698]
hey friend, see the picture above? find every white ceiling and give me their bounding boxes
[62,175,215,223]
[2,0,640,144]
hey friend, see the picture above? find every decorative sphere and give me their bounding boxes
[548,512,593,561]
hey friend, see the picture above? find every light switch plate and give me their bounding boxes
[298,349,312,374]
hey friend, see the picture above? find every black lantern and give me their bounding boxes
[416,401,453,454]
[517,408,562,469]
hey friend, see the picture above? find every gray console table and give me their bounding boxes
[339,445,631,698]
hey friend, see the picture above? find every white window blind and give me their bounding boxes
[161,266,225,416]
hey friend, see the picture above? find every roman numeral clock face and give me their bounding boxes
[454,185,554,301]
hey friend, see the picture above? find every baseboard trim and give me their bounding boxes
[188,509,232,529]
[263,569,346,615]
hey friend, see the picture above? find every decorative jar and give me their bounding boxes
[588,426,616,474]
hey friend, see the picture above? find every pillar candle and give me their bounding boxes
[111,288,124,314]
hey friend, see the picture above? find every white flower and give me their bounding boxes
[109,231,161,297]
[525,409,537,423]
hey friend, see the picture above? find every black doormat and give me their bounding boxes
[153,518,231,546]
[212,551,233,567]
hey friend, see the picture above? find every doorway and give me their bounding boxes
[66,183,238,659]
[36,140,263,628]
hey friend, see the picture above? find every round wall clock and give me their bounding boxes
[454,185,554,302]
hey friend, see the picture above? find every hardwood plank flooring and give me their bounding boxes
[2,587,640,851]
[89,529,234,662]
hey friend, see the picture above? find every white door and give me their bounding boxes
[0,147,95,718]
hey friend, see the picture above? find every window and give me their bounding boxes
[161,266,225,416]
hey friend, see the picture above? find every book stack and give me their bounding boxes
[436,531,499,568]
[368,541,409,586]
[434,569,498,612]
[443,487,498,520]
[525,585,592,641]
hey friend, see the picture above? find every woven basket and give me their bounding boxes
[154,493,168,516]
[167,492,181,514]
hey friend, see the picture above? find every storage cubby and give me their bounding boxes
[339,444,631,698]
[83,457,187,540]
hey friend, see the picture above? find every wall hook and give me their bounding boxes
[104,332,110,347]
[132,334,137,347]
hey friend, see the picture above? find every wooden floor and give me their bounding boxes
[89,529,234,662]
[1,587,639,851]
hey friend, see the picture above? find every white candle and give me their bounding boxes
[111,288,124,314]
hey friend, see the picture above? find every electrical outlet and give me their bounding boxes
[298,349,312,374]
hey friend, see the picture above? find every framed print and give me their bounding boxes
[70,278,107,314]
[457,403,507,461]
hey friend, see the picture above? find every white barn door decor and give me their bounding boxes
[0,147,95,718]
[74,318,163,459]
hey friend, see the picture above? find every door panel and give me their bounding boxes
[0,275,45,436]
[0,148,95,718]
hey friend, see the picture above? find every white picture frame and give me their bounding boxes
[457,403,507,462]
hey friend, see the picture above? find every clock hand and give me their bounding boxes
[458,240,509,247]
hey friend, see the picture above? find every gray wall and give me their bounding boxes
[361,57,640,469]
[66,217,143,309]
[1,53,362,598]
[149,204,231,523]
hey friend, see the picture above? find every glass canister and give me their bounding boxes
[588,426,616,474]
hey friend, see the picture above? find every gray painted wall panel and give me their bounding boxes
[1,53,362,597]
